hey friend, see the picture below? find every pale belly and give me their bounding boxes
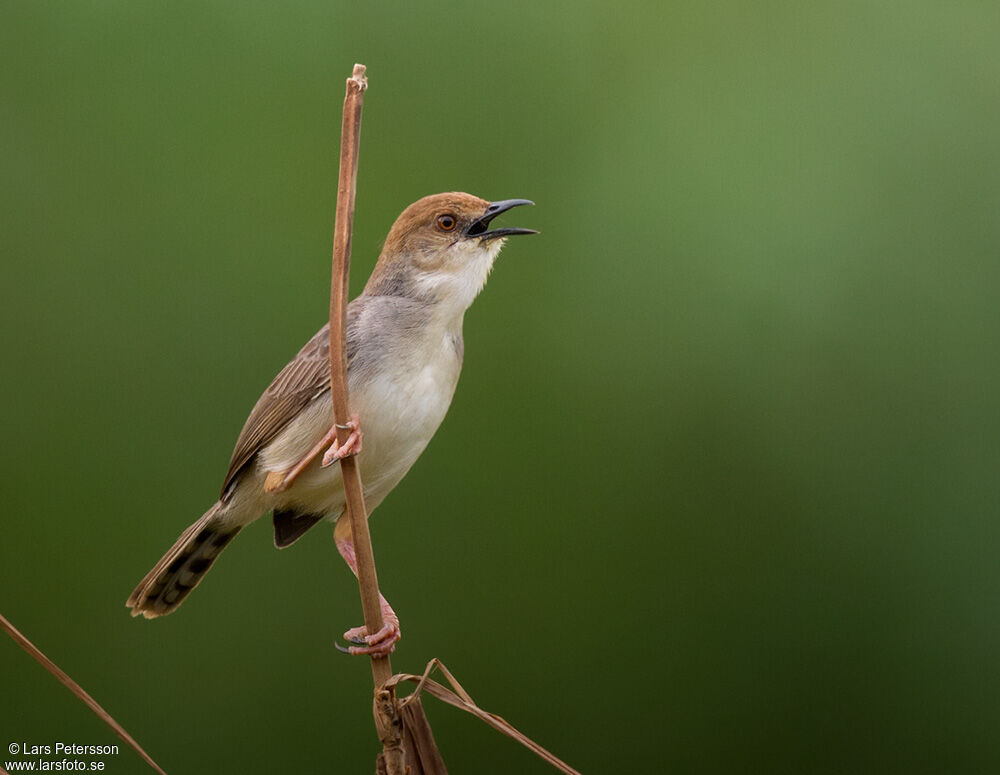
[252,338,461,521]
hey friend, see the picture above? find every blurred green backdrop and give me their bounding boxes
[2,2,999,773]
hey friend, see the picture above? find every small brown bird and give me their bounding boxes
[127,193,535,655]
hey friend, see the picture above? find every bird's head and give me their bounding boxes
[364,192,536,311]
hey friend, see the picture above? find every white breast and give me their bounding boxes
[352,331,461,504]
[256,324,462,520]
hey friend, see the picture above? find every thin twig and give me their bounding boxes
[328,63,388,683]
[328,63,408,775]
[0,611,167,775]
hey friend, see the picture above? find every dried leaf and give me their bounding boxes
[387,659,582,775]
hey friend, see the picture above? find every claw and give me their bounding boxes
[336,631,398,656]
[321,414,363,467]
[337,603,401,657]
[342,640,397,657]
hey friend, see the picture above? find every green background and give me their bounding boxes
[3,2,999,772]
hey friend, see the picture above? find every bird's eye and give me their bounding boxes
[436,214,457,232]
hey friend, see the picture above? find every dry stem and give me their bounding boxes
[327,63,409,775]
[328,64,388,682]
[0,612,166,774]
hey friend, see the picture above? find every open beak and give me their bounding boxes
[466,199,538,241]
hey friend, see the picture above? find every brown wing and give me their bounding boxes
[220,323,332,500]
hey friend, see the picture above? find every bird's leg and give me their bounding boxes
[263,415,363,494]
[334,517,401,656]
[322,414,363,468]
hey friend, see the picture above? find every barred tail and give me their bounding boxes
[126,503,240,619]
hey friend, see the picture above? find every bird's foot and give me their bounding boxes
[321,414,363,467]
[337,599,401,657]
[264,417,360,493]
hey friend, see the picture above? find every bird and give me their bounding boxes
[126,192,536,655]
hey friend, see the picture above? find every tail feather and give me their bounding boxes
[127,504,240,619]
